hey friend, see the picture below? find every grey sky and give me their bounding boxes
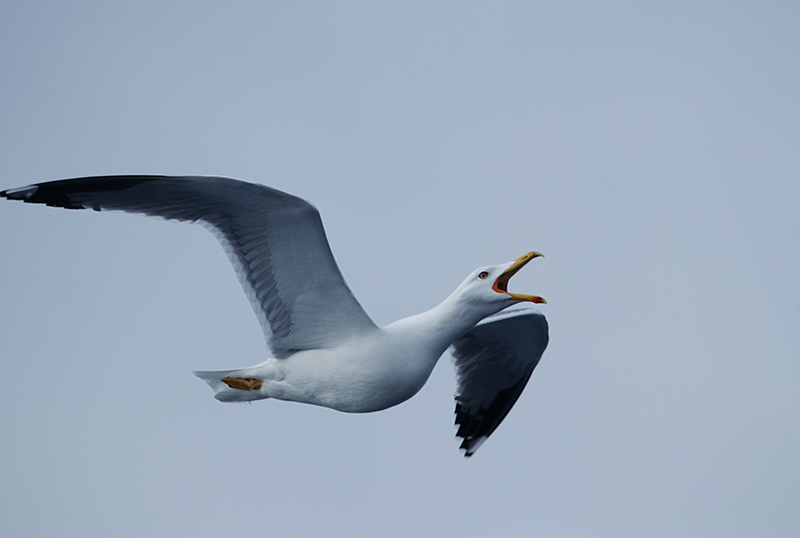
[1,2,798,537]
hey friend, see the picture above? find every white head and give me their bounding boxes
[451,251,546,319]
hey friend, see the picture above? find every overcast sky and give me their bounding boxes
[1,2,798,537]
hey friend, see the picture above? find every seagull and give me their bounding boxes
[1,176,548,456]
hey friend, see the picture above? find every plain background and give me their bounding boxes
[1,2,798,537]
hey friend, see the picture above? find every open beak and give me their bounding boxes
[492,251,547,303]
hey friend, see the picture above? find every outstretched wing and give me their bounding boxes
[449,303,549,456]
[1,176,377,357]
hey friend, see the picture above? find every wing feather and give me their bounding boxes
[450,304,549,456]
[1,175,377,357]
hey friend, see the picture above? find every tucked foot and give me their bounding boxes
[221,377,263,391]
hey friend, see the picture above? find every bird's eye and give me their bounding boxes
[478,271,489,279]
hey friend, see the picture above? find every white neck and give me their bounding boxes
[384,288,507,364]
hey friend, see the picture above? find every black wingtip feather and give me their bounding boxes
[1,176,167,210]
[454,371,533,456]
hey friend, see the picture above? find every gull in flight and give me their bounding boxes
[2,176,548,456]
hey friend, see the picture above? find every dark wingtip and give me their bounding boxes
[2,182,86,209]
[1,185,38,201]
[454,402,484,457]
[1,176,166,210]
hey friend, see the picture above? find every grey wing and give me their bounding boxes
[1,176,377,357]
[449,303,549,457]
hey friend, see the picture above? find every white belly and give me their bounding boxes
[276,335,443,412]
[200,310,469,412]
[218,327,447,413]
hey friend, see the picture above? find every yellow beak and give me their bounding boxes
[492,251,547,303]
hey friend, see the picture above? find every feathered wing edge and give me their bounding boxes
[1,175,377,357]
[450,304,549,457]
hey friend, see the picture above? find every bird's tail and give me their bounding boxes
[194,368,268,402]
